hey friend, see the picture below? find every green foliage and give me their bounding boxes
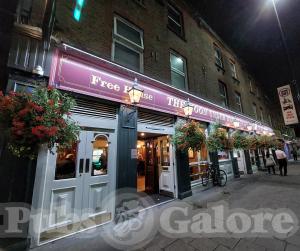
[206,125,230,152]
[0,87,80,159]
[173,120,206,152]
[231,132,249,150]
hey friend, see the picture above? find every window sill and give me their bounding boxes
[167,25,186,42]
[215,63,225,74]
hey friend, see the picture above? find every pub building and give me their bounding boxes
[24,44,274,246]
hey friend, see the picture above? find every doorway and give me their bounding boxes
[39,130,116,243]
[234,150,247,175]
[136,132,175,201]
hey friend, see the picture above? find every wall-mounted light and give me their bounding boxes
[127,78,144,105]
[183,98,194,117]
[247,125,253,131]
[233,119,240,128]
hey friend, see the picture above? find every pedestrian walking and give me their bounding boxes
[275,148,288,176]
[291,148,298,161]
[265,152,276,175]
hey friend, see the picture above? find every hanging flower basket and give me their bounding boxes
[0,87,80,159]
[173,120,206,152]
[231,132,249,150]
[245,135,259,150]
[206,125,231,152]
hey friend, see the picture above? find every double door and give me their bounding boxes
[41,130,116,241]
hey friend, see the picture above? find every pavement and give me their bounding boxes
[4,162,300,251]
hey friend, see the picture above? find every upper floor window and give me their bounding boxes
[235,91,243,112]
[214,46,223,68]
[253,103,258,119]
[229,60,237,79]
[219,81,228,107]
[249,78,255,94]
[268,114,273,127]
[170,51,187,90]
[112,16,144,72]
[167,3,184,37]
[16,0,33,24]
[260,107,264,122]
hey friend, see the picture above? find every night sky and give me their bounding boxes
[186,0,300,103]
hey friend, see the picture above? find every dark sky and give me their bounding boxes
[186,0,300,103]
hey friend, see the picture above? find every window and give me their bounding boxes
[268,114,273,127]
[167,3,184,37]
[112,16,144,72]
[170,51,187,90]
[253,103,258,119]
[229,60,237,79]
[249,78,255,94]
[92,135,109,176]
[214,46,223,68]
[235,92,243,112]
[219,81,228,107]
[260,107,264,122]
[16,0,33,24]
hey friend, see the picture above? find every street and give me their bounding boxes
[31,162,300,251]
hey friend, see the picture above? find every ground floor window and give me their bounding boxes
[189,126,208,184]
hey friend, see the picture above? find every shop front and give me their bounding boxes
[30,44,274,246]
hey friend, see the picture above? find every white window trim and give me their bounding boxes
[219,82,228,107]
[113,16,144,49]
[112,16,144,72]
[253,104,258,119]
[230,60,237,79]
[235,92,243,112]
[214,47,223,68]
[167,4,183,30]
[170,51,188,91]
[112,40,144,73]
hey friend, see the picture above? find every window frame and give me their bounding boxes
[235,91,243,113]
[112,15,144,72]
[253,103,258,120]
[219,81,228,107]
[260,107,264,122]
[214,46,224,69]
[170,50,188,91]
[167,3,184,38]
[229,60,238,79]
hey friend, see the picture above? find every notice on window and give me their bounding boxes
[277,85,299,125]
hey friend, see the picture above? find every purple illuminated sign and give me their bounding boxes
[49,47,272,133]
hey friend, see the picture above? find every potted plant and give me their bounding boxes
[173,120,206,152]
[206,124,231,152]
[231,131,249,150]
[0,87,80,159]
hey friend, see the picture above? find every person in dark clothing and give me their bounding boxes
[275,149,288,176]
[291,149,297,161]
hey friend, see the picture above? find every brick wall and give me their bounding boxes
[52,0,277,127]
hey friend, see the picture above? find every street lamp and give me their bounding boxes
[233,119,240,128]
[127,78,144,105]
[247,125,253,131]
[183,98,194,117]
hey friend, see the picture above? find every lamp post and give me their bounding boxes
[183,98,194,118]
[271,0,299,101]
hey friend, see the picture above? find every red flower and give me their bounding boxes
[35,116,44,122]
[47,126,58,136]
[48,99,55,106]
[47,86,54,91]
[32,125,47,139]
[18,108,30,117]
